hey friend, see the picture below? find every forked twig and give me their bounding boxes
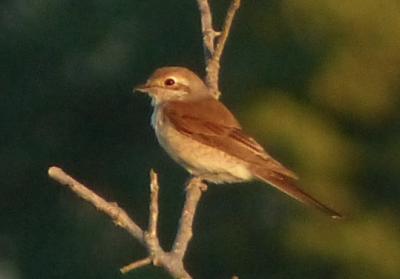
[49,166,206,279]
[196,0,241,97]
[49,0,241,278]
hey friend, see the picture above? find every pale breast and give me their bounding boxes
[151,106,253,184]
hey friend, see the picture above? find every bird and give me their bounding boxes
[135,66,342,219]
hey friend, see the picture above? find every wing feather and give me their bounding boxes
[163,98,298,179]
[162,98,343,218]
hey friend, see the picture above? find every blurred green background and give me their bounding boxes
[1,0,400,278]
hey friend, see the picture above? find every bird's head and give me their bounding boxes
[134,67,210,105]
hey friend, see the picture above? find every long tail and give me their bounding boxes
[252,168,343,219]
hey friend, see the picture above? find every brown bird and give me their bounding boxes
[135,66,342,219]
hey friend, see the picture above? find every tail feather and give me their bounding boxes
[253,168,343,219]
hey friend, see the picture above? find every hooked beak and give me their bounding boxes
[133,83,150,93]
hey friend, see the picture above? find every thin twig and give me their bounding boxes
[48,166,144,243]
[196,0,217,60]
[49,1,241,278]
[172,178,207,259]
[213,0,241,65]
[197,0,241,98]
[120,257,152,274]
[143,169,163,267]
[48,167,206,279]
[148,169,159,239]
[208,0,241,97]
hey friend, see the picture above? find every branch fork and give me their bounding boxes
[49,0,241,278]
[196,0,241,98]
[49,166,206,278]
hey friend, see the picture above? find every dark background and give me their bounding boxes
[1,0,400,278]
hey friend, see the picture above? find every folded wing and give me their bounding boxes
[164,98,342,218]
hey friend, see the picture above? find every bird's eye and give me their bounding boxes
[164,78,176,86]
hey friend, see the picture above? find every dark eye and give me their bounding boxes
[164,78,175,86]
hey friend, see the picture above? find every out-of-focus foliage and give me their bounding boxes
[284,0,400,125]
[1,0,399,279]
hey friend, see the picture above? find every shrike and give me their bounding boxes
[135,66,342,219]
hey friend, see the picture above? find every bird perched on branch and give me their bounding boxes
[135,66,342,219]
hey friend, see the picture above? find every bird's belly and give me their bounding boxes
[153,114,252,184]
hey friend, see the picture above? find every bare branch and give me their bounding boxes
[148,169,159,239]
[213,0,241,65]
[209,0,241,97]
[196,0,216,60]
[48,166,144,243]
[120,257,152,274]
[49,1,241,278]
[48,167,206,279]
[138,169,163,269]
[173,178,207,259]
[197,0,241,98]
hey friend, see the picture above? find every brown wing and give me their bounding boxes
[165,98,242,128]
[163,98,297,179]
[163,98,342,218]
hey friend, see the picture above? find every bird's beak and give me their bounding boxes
[133,83,150,93]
